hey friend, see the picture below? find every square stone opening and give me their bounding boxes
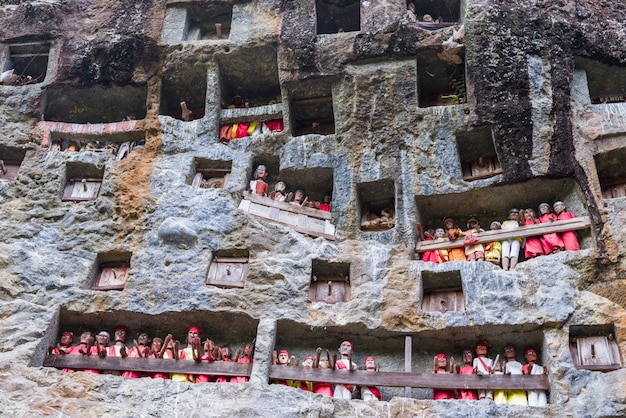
[417,50,465,107]
[288,78,335,136]
[36,308,259,368]
[595,148,626,199]
[206,249,249,289]
[0,146,26,183]
[184,2,233,41]
[62,162,105,202]
[316,0,360,35]
[569,324,622,371]
[191,158,232,189]
[43,85,147,123]
[248,154,280,194]
[456,125,502,181]
[309,259,350,304]
[91,251,132,291]
[277,167,334,208]
[358,179,396,232]
[415,177,591,252]
[3,40,51,85]
[412,0,462,25]
[421,270,464,313]
[160,64,207,121]
[218,46,281,108]
[575,57,626,104]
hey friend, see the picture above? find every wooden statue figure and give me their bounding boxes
[313,347,334,397]
[457,349,478,400]
[443,217,466,261]
[172,326,202,383]
[484,221,503,266]
[122,332,151,378]
[473,339,494,400]
[334,341,357,399]
[249,165,269,197]
[522,347,548,407]
[503,344,528,405]
[523,208,544,259]
[464,217,485,261]
[433,353,456,400]
[538,203,565,254]
[553,201,580,250]
[501,209,522,270]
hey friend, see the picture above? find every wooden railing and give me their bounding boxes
[415,217,591,253]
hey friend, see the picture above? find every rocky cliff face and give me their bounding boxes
[0,0,625,417]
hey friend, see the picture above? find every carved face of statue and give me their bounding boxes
[277,351,289,365]
[187,329,199,344]
[79,331,93,345]
[435,228,446,238]
[490,222,501,230]
[339,341,353,357]
[244,344,253,357]
[151,338,162,354]
[255,166,267,180]
[97,332,110,346]
[508,210,520,220]
[475,344,488,356]
[293,190,304,203]
[553,202,565,215]
[504,345,516,360]
[222,347,232,359]
[436,356,447,368]
[60,333,73,347]
[463,350,473,364]
[318,356,330,369]
[525,208,536,220]
[302,357,314,368]
[137,333,149,346]
[114,328,127,343]
[365,357,376,371]
[444,218,455,229]
[538,203,550,215]
[524,348,537,364]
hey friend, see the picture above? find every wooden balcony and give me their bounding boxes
[416,217,591,253]
[238,191,335,240]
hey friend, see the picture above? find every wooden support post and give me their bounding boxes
[404,335,412,398]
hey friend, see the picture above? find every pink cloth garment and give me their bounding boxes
[232,357,251,383]
[557,211,580,250]
[523,219,544,258]
[458,365,478,400]
[539,213,565,253]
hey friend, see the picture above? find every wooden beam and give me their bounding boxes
[291,97,333,106]
[242,191,332,220]
[269,366,550,390]
[415,217,591,252]
[43,355,252,376]
[404,336,412,398]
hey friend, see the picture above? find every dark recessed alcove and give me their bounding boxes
[421,270,464,313]
[218,46,281,108]
[43,85,147,123]
[411,0,461,23]
[456,125,502,181]
[575,57,626,104]
[4,40,50,84]
[278,167,334,206]
[569,324,622,371]
[288,78,335,136]
[0,146,26,182]
[249,154,280,191]
[309,259,350,304]
[185,2,233,41]
[62,162,105,202]
[595,147,626,199]
[190,158,232,189]
[358,179,396,232]
[160,64,207,121]
[316,0,360,35]
[91,251,132,291]
[417,49,465,107]
[415,177,590,244]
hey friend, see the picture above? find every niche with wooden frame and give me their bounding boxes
[3,40,51,85]
[191,158,232,189]
[569,325,622,372]
[309,259,350,304]
[595,147,626,199]
[0,146,26,183]
[206,249,249,289]
[359,179,396,232]
[413,0,462,29]
[91,251,132,291]
[421,270,464,313]
[62,162,105,202]
[316,0,360,35]
[456,126,502,181]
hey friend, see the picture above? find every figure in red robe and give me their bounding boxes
[554,201,580,250]
[523,208,544,259]
[538,203,564,254]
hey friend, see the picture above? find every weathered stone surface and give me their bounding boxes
[1,0,626,416]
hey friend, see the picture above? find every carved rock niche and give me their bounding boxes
[576,57,626,105]
[413,0,462,25]
[309,259,350,304]
[62,162,105,202]
[206,249,250,289]
[456,125,502,181]
[160,63,207,121]
[0,146,26,183]
[316,0,360,35]
[416,49,465,108]
[191,158,232,189]
[421,270,464,313]
[91,251,132,291]
[358,179,396,232]
[288,78,335,137]
[4,40,51,85]
[595,147,626,199]
[569,325,622,371]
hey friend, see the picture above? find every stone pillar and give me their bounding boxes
[249,316,277,385]
[161,7,189,44]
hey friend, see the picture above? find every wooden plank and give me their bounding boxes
[415,217,591,252]
[43,355,252,376]
[269,366,550,390]
[243,192,331,220]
